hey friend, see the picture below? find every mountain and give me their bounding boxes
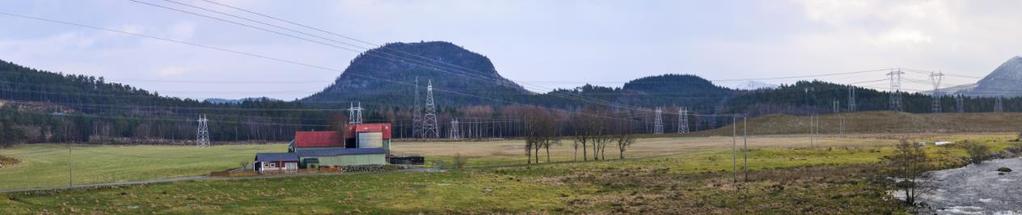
[937,56,1022,97]
[967,56,1022,97]
[302,41,530,106]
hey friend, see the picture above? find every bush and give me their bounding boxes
[964,141,991,164]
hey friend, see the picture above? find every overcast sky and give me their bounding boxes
[1,0,1021,100]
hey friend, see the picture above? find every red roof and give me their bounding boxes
[294,131,343,148]
[348,123,392,139]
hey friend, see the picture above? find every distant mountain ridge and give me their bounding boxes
[937,56,1022,97]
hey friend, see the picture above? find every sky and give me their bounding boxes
[1,0,1021,100]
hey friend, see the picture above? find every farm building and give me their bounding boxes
[254,153,299,172]
[254,123,393,173]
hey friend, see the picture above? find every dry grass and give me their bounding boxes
[392,135,901,163]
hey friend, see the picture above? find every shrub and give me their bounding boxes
[964,141,991,164]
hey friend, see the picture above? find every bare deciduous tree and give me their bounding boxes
[883,139,932,206]
[524,107,559,164]
[613,119,636,159]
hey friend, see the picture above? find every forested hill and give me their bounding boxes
[302,41,530,107]
[0,60,335,145]
[724,80,1018,115]
[0,59,198,107]
[533,74,734,112]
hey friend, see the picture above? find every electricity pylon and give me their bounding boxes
[422,80,439,138]
[196,114,210,147]
[653,107,664,134]
[847,86,856,112]
[956,96,965,113]
[347,102,363,124]
[677,107,689,134]
[888,69,905,112]
[995,97,1004,112]
[412,77,422,138]
[449,119,460,139]
[931,72,944,113]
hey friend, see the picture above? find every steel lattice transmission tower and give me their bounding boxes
[422,80,440,138]
[930,71,944,113]
[847,86,856,112]
[677,107,689,134]
[412,78,422,138]
[653,107,664,134]
[196,114,210,147]
[347,102,364,124]
[887,69,905,112]
[449,119,460,139]
[832,100,840,113]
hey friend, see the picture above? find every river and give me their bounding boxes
[919,158,1022,214]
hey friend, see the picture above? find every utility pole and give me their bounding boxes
[678,107,689,134]
[931,71,944,113]
[732,115,737,184]
[422,80,439,138]
[196,114,210,147]
[888,69,905,112]
[809,114,815,148]
[654,107,664,134]
[743,115,748,182]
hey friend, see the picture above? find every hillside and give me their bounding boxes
[968,56,1022,97]
[940,56,1022,98]
[301,41,530,106]
[0,60,330,144]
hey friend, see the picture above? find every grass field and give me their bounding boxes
[0,133,1017,213]
[0,144,285,190]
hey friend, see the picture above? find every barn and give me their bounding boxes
[296,148,388,168]
[255,123,393,172]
